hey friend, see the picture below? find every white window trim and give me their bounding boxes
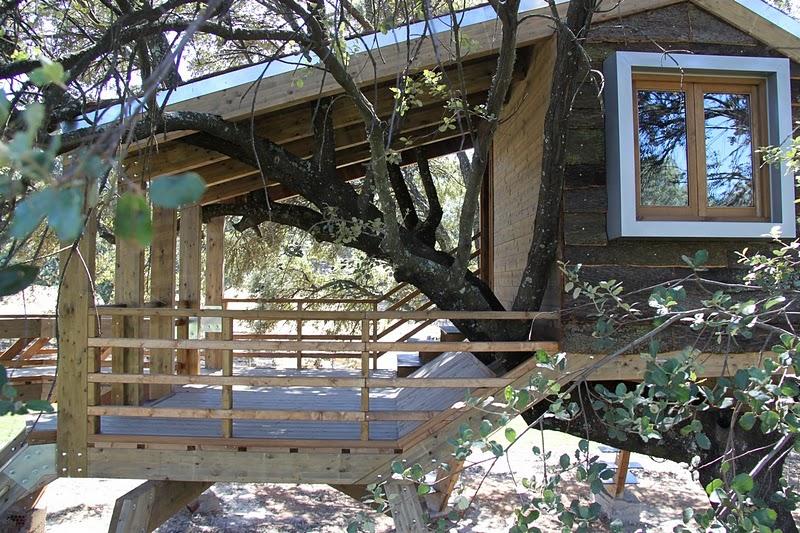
[604,51,796,239]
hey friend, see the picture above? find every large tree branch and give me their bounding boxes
[275,0,405,258]
[513,0,598,311]
[202,191,388,259]
[414,150,443,247]
[451,0,520,278]
[388,163,419,230]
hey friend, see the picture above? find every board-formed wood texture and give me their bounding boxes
[178,204,202,374]
[149,206,177,399]
[491,36,556,310]
[57,209,96,476]
[112,202,145,405]
[204,216,225,370]
[87,447,391,483]
[556,2,800,353]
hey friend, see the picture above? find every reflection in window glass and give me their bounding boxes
[637,90,690,206]
[704,93,754,207]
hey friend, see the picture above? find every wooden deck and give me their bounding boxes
[106,368,403,441]
[30,353,494,443]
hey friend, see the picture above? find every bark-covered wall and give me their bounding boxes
[491,36,557,310]
[559,2,800,353]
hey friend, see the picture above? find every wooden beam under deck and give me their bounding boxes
[87,447,391,484]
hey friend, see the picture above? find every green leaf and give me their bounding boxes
[29,57,65,88]
[0,264,39,297]
[24,399,53,413]
[150,173,206,208]
[731,473,754,494]
[682,508,694,524]
[705,478,723,496]
[417,483,431,495]
[48,187,85,242]
[479,419,492,438]
[765,296,786,310]
[505,427,517,443]
[695,432,711,450]
[115,192,152,247]
[760,410,780,432]
[739,412,756,431]
[693,249,709,267]
[10,188,56,240]
[559,454,570,469]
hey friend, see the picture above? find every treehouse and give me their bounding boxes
[1,0,800,530]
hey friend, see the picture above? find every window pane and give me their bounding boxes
[637,90,690,207]
[703,92,754,207]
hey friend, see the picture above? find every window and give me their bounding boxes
[604,52,795,239]
[635,76,768,221]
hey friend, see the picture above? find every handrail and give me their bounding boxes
[89,308,558,320]
[222,297,378,305]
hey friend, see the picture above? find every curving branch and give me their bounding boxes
[388,162,419,230]
[414,149,442,247]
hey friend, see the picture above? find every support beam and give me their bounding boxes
[149,206,177,398]
[613,450,631,498]
[385,480,427,533]
[329,484,369,502]
[432,458,464,512]
[204,216,224,370]
[1,486,47,533]
[107,480,211,533]
[112,178,145,405]
[178,204,202,375]
[57,200,95,476]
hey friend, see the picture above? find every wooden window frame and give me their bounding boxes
[633,74,770,222]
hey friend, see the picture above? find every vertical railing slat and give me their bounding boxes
[221,305,233,438]
[360,317,370,441]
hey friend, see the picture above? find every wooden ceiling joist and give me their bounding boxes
[126,58,497,181]
[201,133,474,206]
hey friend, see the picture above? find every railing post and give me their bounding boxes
[296,301,303,370]
[360,317,370,441]
[87,312,100,437]
[57,196,95,477]
[221,306,233,438]
[371,302,379,370]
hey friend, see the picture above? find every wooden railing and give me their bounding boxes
[85,308,558,448]
[216,233,484,368]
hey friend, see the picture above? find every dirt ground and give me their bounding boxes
[40,423,779,533]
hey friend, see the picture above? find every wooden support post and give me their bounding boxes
[613,449,631,498]
[360,318,370,441]
[178,204,201,375]
[221,314,233,438]
[57,204,95,477]
[204,216,224,370]
[149,206,177,399]
[112,203,145,405]
[296,301,303,370]
[1,486,48,533]
[432,459,464,512]
[385,480,427,533]
[107,480,212,533]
